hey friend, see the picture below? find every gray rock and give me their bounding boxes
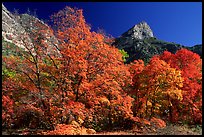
[121,21,154,40]
[2,3,27,49]
[113,21,201,64]
[2,3,60,56]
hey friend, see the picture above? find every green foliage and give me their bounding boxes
[2,67,16,78]
[119,49,129,62]
[2,38,26,59]
[186,44,202,57]
[114,36,202,65]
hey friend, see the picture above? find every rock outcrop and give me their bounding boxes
[113,21,202,63]
[2,3,59,56]
[121,21,154,40]
[2,3,27,49]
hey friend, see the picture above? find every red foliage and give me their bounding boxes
[2,6,202,134]
[130,56,184,120]
[159,49,202,124]
[2,94,14,128]
[2,6,136,131]
[48,6,135,130]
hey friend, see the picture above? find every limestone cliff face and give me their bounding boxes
[2,3,27,49]
[2,3,59,55]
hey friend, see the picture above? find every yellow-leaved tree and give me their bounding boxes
[131,56,184,121]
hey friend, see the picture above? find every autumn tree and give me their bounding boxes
[49,6,135,130]
[131,56,184,121]
[159,49,202,124]
[2,17,60,129]
[2,6,137,131]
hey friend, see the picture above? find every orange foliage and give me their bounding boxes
[2,5,202,134]
[159,49,202,124]
[150,117,166,128]
[131,56,184,119]
[48,6,134,130]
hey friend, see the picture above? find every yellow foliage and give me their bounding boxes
[71,120,80,128]
[99,96,110,106]
[147,101,152,107]
[77,117,84,125]
[155,103,161,109]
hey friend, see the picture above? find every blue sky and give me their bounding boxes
[3,2,202,46]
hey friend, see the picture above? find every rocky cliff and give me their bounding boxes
[2,3,27,49]
[2,4,59,55]
[121,21,154,40]
[113,22,202,63]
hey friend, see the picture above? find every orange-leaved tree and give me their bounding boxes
[49,6,134,131]
[131,56,184,122]
[2,18,60,129]
[159,49,202,124]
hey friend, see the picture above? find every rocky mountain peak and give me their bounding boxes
[121,21,154,40]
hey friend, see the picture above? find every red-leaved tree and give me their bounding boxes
[159,49,202,124]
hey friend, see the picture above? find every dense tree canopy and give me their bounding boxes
[2,6,202,135]
[159,49,202,124]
